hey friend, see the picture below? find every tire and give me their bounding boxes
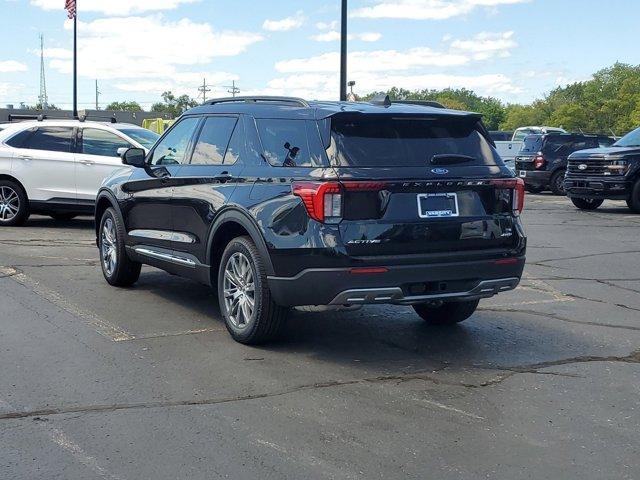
[50,213,77,221]
[0,180,29,226]
[626,180,640,213]
[549,169,567,196]
[413,299,480,326]
[98,207,141,287]
[525,185,544,194]
[571,197,604,210]
[217,236,288,345]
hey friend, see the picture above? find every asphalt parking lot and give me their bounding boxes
[1,194,639,480]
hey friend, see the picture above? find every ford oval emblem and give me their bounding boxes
[578,164,588,170]
[431,168,449,175]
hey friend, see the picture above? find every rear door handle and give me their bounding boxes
[80,159,95,165]
[18,155,33,161]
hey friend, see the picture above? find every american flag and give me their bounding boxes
[64,0,76,19]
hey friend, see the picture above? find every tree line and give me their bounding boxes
[362,63,640,135]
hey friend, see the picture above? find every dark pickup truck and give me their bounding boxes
[565,127,640,212]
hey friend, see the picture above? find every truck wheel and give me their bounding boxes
[0,180,29,226]
[626,180,640,213]
[550,170,566,196]
[571,197,604,210]
[413,299,480,326]
[218,236,288,345]
[99,207,141,287]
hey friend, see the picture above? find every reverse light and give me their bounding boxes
[491,178,526,215]
[292,181,387,223]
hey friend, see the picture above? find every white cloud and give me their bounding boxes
[31,0,197,16]
[351,0,529,20]
[0,60,28,72]
[315,20,339,30]
[48,15,262,82]
[262,11,305,32]
[258,72,521,101]
[311,31,382,42]
[449,31,516,60]
[0,82,27,101]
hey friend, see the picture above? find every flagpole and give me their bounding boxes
[72,4,77,118]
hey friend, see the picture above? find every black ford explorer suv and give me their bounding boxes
[565,126,640,212]
[515,133,599,195]
[95,96,526,344]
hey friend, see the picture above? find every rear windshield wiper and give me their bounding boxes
[430,154,476,165]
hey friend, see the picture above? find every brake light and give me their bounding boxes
[292,181,386,223]
[491,178,525,215]
[533,154,546,170]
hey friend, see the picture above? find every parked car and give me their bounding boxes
[95,96,527,345]
[494,126,567,166]
[0,119,159,225]
[565,126,640,212]
[515,133,600,195]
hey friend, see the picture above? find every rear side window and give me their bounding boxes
[5,129,33,148]
[190,116,237,165]
[82,128,132,157]
[571,138,598,151]
[328,115,499,167]
[256,119,325,167]
[20,127,74,153]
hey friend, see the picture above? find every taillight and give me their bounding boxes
[491,178,525,215]
[292,181,386,223]
[533,154,546,170]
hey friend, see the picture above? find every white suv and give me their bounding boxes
[0,119,159,226]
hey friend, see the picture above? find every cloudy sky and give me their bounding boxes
[0,0,636,109]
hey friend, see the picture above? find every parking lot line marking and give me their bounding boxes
[2,266,134,342]
[413,397,485,420]
[115,327,224,342]
[48,427,124,480]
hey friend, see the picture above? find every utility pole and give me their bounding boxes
[95,80,100,110]
[225,80,240,97]
[198,77,211,103]
[340,0,348,101]
[38,34,49,110]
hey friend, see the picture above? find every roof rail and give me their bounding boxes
[394,100,446,109]
[207,96,310,108]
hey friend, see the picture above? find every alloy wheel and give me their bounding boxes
[0,186,20,222]
[101,217,118,276]
[223,252,256,329]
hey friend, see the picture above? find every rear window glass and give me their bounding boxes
[520,135,543,153]
[327,115,499,167]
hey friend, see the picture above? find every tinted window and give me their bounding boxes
[115,128,159,149]
[223,120,245,165]
[257,119,324,167]
[22,127,73,153]
[328,115,498,167]
[614,127,640,147]
[149,117,200,166]
[542,136,573,156]
[5,129,33,148]
[521,135,543,153]
[570,138,598,152]
[190,116,237,165]
[82,128,132,157]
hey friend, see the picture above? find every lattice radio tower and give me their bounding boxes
[38,34,49,110]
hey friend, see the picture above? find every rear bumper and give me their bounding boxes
[517,170,551,187]
[564,177,631,200]
[267,256,525,307]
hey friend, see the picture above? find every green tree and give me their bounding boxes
[106,101,142,112]
[151,91,198,118]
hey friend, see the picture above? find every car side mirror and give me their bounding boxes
[121,147,146,168]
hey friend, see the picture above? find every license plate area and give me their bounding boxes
[417,193,459,218]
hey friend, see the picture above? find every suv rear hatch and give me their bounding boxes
[307,113,524,258]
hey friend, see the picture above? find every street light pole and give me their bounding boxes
[340,0,347,101]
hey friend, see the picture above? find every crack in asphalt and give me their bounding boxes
[2,351,638,422]
[481,306,640,332]
[532,250,640,266]
[563,293,640,313]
